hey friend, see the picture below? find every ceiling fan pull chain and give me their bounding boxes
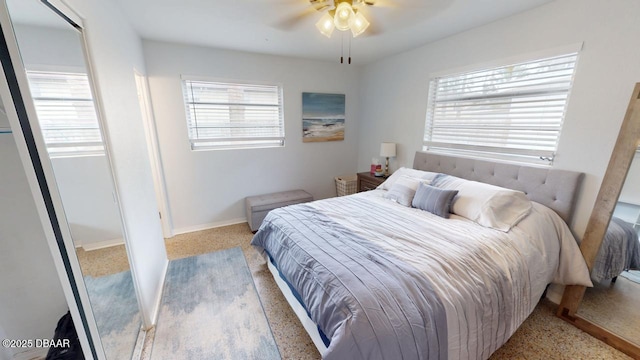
[348,35,352,64]
[340,32,344,64]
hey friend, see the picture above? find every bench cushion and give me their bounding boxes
[246,190,313,231]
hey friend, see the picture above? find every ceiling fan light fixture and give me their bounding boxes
[316,13,335,37]
[349,12,369,37]
[333,2,354,31]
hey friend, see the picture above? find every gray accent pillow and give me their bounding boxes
[412,182,458,218]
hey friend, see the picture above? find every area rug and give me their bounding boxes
[84,271,141,360]
[150,247,280,360]
[620,269,640,284]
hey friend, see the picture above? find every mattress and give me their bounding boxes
[251,190,591,360]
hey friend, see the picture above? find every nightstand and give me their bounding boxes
[357,172,387,192]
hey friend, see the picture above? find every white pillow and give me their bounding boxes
[378,167,438,190]
[383,175,422,207]
[432,174,532,232]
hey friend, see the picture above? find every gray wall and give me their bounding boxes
[356,0,640,238]
[142,40,362,234]
[50,156,123,247]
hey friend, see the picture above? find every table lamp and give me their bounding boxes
[380,142,396,177]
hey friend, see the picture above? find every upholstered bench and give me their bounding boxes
[245,190,313,232]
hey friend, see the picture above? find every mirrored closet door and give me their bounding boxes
[4,0,142,358]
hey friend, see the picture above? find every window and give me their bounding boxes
[26,70,104,156]
[182,79,284,150]
[424,52,579,164]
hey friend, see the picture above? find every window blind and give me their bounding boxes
[182,79,285,150]
[424,52,579,164]
[26,71,103,156]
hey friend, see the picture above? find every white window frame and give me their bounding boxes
[181,77,285,151]
[423,44,582,165]
[25,69,104,157]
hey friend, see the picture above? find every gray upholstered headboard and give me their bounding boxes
[413,152,584,225]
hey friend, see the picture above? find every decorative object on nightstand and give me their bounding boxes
[370,157,380,174]
[380,142,396,176]
[357,172,386,192]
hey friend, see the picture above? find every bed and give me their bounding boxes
[251,152,592,360]
[591,217,640,283]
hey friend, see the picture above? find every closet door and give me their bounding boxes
[0,1,159,358]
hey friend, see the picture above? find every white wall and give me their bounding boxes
[142,40,361,233]
[65,0,168,327]
[357,0,640,237]
[0,132,68,359]
[14,24,124,249]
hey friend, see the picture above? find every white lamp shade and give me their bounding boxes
[316,13,335,37]
[380,142,396,157]
[349,12,369,37]
[333,2,354,31]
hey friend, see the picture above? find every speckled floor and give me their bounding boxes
[76,244,130,277]
[79,223,632,360]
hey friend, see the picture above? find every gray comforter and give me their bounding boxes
[591,217,640,282]
[252,203,448,360]
[251,191,591,360]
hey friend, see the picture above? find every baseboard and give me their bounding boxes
[80,238,125,251]
[172,218,247,236]
[12,347,48,360]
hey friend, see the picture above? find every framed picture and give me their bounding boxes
[302,92,345,142]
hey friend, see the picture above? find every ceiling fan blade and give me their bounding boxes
[309,0,333,11]
[363,0,396,8]
[273,5,319,30]
[362,0,430,8]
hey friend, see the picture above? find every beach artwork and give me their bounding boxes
[302,92,345,142]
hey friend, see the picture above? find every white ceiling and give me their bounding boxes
[115,0,552,64]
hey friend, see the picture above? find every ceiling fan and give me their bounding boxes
[315,0,371,38]
[281,0,391,38]
[276,0,396,63]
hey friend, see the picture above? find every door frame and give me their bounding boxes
[134,70,174,238]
